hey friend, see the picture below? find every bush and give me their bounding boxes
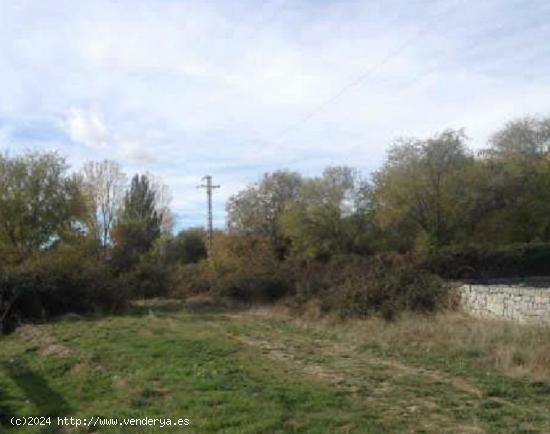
[169,263,211,298]
[163,230,207,265]
[117,253,170,299]
[336,263,444,320]
[204,233,292,302]
[425,242,550,280]
[1,243,128,334]
[294,254,446,320]
[293,255,371,302]
[111,220,158,271]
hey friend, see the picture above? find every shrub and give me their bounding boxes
[159,230,207,265]
[111,220,158,271]
[1,243,128,334]
[117,253,170,299]
[425,242,550,280]
[169,263,211,298]
[336,263,444,320]
[293,255,371,302]
[204,233,292,302]
[294,254,446,320]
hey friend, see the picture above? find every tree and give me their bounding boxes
[470,116,550,245]
[0,151,86,254]
[280,166,373,259]
[487,116,550,157]
[226,170,303,257]
[0,150,88,331]
[467,151,550,246]
[373,129,473,251]
[145,171,175,234]
[81,160,127,253]
[120,174,162,231]
[112,174,163,269]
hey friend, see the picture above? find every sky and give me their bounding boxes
[1,0,550,230]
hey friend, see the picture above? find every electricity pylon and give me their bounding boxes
[197,175,220,254]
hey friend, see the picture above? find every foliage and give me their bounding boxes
[424,242,550,279]
[280,166,374,259]
[335,256,445,320]
[6,113,550,332]
[0,242,127,334]
[293,254,445,320]
[0,153,177,333]
[116,252,170,299]
[111,174,163,269]
[204,233,292,302]
[486,115,550,157]
[161,229,208,265]
[472,155,550,246]
[119,174,162,235]
[0,151,87,253]
[169,263,211,298]
[226,170,303,257]
[373,130,473,250]
[110,220,155,270]
[292,255,371,301]
[144,171,175,234]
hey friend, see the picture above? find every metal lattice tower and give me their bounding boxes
[197,175,220,253]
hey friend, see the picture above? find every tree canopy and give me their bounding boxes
[0,151,86,254]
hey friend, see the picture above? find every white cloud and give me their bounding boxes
[120,142,155,163]
[64,107,109,150]
[62,106,157,163]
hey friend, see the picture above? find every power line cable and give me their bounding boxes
[274,0,469,140]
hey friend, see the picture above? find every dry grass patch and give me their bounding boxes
[344,312,550,381]
[16,324,71,357]
[270,303,550,382]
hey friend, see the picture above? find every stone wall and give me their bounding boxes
[458,282,550,324]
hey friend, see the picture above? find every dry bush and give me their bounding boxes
[202,233,292,302]
[294,254,446,320]
[169,263,211,298]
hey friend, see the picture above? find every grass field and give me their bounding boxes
[1,301,550,433]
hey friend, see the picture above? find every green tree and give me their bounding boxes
[112,174,162,269]
[373,130,473,251]
[0,151,86,254]
[121,174,162,230]
[466,154,550,246]
[467,116,550,245]
[280,167,373,259]
[226,170,303,257]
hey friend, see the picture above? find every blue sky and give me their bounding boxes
[1,0,550,229]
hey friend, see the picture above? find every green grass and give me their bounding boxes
[0,306,384,433]
[1,304,549,433]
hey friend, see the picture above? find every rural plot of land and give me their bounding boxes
[0,303,549,433]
